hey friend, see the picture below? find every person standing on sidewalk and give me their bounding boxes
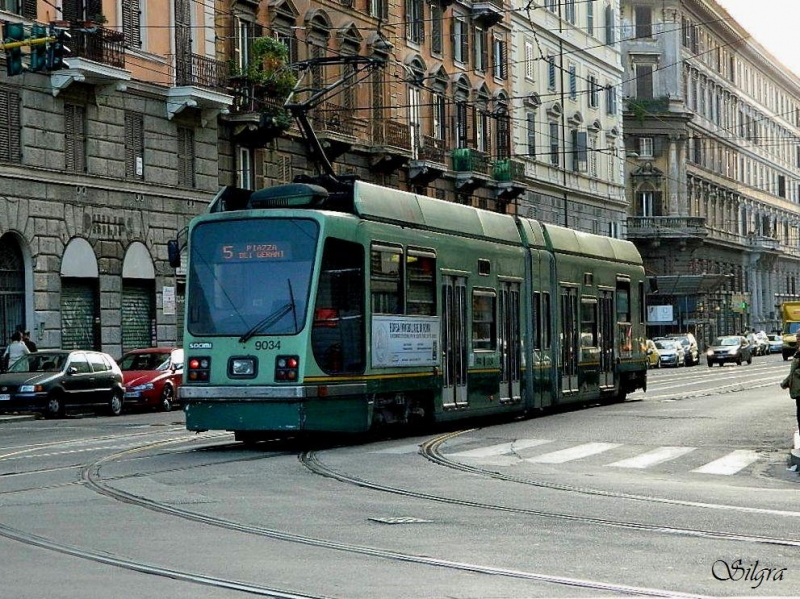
[779,331,800,437]
[2,331,30,371]
[22,331,37,353]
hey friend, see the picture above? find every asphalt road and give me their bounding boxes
[1,352,798,598]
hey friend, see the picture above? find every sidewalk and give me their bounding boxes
[0,413,37,423]
[792,430,800,470]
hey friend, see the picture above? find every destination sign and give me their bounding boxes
[219,243,291,261]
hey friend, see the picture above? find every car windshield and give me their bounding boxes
[119,352,170,371]
[187,218,318,336]
[655,341,676,350]
[714,337,739,346]
[7,353,66,373]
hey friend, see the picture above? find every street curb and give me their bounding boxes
[792,431,800,470]
[0,414,37,423]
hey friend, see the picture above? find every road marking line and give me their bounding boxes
[606,446,696,469]
[450,439,552,458]
[691,450,760,475]
[525,442,622,464]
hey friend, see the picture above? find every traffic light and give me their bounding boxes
[3,22,25,76]
[47,25,71,71]
[29,24,48,72]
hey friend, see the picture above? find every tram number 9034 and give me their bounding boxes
[255,340,281,351]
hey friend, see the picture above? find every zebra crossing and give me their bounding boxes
[446,439,761,475]
[375,439,762,476]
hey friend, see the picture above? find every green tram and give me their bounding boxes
[179,181,647,440]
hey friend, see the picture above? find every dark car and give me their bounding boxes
[706,335,753,367]
[0,350,124,418]
[119,348,184,412]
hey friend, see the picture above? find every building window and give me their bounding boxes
[237,146,253,190]
[453,15,468,64]
[122,0,142,49]
[547,55,557,90]
[605,4,615,44]
[636,187,661,217]
[431,3,443,54]
[545,0,557,12]
[635,64,654,99]
[635,5,653,38]
[177,127,195,188]
[589,75,599,108]
[432,91,446,140]
[0,86,21,163]
[569,64,577,99]
[524,40,535,80]
[406,0,424,44]
[125,112,144,180]
[527,112,536,158]
[572,130,587,172]
[587,0,595,36]
[370,0,388,19]
[638,137,654,158]
[474,26,487,72]
[235,18,254,71]
[565,0,576,24]
[606,84,617,115]
[65,104,86,173]
[549,121,560,166]
[492,37,507,80]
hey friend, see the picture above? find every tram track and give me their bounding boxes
[0,434,713,598]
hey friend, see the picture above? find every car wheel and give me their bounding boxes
[736,356,742,366]
[159,385,174,412]
[747,355,752,364]
[43,394,64,419]
[707,361,713,367]
[108,390,123,416]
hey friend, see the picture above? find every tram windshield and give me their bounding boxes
[187,218,319,336]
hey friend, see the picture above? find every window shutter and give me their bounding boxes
[87,0,103,19]
[500,40,508,80]
[22,0,38,19]
[462,21,469,67]
[431,5,442,53]
[253,148,266,190]
[653,191,663,216]
[0,88,21,163]
[62,0,79,23]
[125,112,144,179]
[122,0,142,48]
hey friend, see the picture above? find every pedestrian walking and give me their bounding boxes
[2,331,30,371]
[779,331,800,436]
[22,331,37,353]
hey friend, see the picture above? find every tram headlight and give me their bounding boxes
[229,357,256,377]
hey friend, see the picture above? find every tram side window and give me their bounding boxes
[532,292,541,350]
[616,281,631,322]
[312,239,365,374]
[542,292,552,349]
[472,290,497,350]
[581,299,598,347]
[406,250,436,315]
[371,244,403,314]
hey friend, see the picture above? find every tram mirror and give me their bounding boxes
[167,240,181,268]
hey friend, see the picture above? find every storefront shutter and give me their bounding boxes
[122,282,154,352]
[61,281,97,350]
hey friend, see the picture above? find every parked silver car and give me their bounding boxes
[654,339,685,367]
[665,333,699,366]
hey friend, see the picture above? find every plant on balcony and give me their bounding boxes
[232,37,297,133]
[625,96,670,123]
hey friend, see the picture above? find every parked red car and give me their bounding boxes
[119,348,184,411]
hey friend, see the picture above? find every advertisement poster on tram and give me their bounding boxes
[371,316,440,368]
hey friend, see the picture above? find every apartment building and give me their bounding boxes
[0,0,230,354]
[511,0,627,234]
[621,0,800,342]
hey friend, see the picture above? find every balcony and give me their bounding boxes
[50,26,130,96]
[408,135,448,186]
[225,76,292,146]
[492,158,528,202]
[310,101,356,161]
[370,119,412,172]
[167,53,233,125]
[452,147,492,194]
[747,234,780,253]
[626,216,708,246]
[472,0,504,28]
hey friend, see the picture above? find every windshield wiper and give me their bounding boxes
[238,279,298,343]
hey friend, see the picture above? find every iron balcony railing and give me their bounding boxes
[311,101,355,137]
[626,216,708,239]
[418,135,447,163]
[70,26,125,69]
[493,158,526,183]
[452,147,490,174]
[175,53,229,91]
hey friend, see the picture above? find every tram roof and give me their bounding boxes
[353,181,521,244]
[542,223,643,265]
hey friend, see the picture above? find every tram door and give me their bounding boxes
[442,276,468,407]
[499,282,521,403]
[560,286,579,394]
[599,290,615,389]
